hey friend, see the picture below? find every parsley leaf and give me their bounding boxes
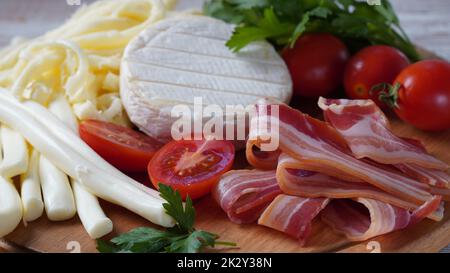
[108,227,177,253]
[228,0,269,9]
[203,0,245,24]
[96,239,120,253]
[204,0,420,61]
[290,7,332,47]
[159,183,195,233]
[166,230,218,253]
[226,8,295,52]
[97,183,236,253]
[374,0,399,25]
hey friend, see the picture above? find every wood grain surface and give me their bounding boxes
[0,0,450,253]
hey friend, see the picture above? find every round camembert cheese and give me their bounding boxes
[120,15,292,143]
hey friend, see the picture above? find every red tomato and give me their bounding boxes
[148,140,234,200]
[391,60,450,131]
[282,33,350,97]
[79,120,163,172]
[344,45,410,107]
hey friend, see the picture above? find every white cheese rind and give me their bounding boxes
[121,15,292,143]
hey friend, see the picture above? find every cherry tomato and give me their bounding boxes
[344,45,410,107]
[282,33,350,97]
[390,60,450,131]
[79,120,163,172]
[148,140,235,200]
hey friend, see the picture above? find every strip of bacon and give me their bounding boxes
[258,194,329,246]
[395,163,450,189]
[245,145,280,170]
[277,154,410,209]
[276,153,443,221]
[430,187,450,202]
[249,102,432,205]
[318,97,448,170]
[212,169,282,224]
[392,138,450,189]
[321,196,442,241]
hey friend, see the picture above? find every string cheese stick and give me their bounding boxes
[39,155,76,221]
[0,176,23,237]
[48,95,79,133]
[0,125,28,178]
[37,95,77,222]
[0,123,23,235]
[24,96,162,199]
[71,179,113,239]
[20,149,44,222]
[0,0,174,125]
[49,95,113,238]
[0,91,173,227]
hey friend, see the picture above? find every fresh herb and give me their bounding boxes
[97,184,236,253]
[204,0,420,61]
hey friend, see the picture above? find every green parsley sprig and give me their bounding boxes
[97,184,236,253]
[204,0,420,61]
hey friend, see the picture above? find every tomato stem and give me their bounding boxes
[371,82,401,109]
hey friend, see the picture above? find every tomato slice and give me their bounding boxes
[79,120,163,172]
[148,140,235,200]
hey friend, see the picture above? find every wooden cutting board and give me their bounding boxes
[4,47,450,253]
[1,0,449,254]
[4,102,450,253]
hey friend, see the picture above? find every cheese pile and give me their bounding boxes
[0,0,177,125]
[0,0,178,239]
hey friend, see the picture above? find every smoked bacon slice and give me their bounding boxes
[318,97,448,170]
[248,102,432,205]
[213,169,281,224]
[321,196,442,241]
[276,153,443,221]
[258,194,329,246]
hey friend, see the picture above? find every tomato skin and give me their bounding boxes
[79,120,163,172]
[344,45,410,107]
[393,60,450,131]
[148,140,235,200]
[282,33,350,98]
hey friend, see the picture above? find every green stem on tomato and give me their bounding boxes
[371,82,402,109]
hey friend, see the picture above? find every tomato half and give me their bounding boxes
[79,120,163,172]
[148,140,235,200]
[391,60,450,131]
[344,45,410,107]
[282,33,350,98]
